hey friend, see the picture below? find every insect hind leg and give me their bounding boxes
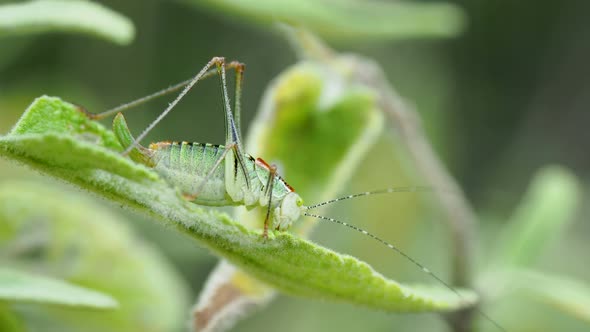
[123,57,228,156]
[214,59,251,191]
[88,60,244,121]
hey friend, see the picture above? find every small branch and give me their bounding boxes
[347,55,478,331]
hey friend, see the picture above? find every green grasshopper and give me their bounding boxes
[89,57,504,331]
[91,57,304,237]
[91,56,424,238]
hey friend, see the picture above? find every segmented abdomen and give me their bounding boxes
[149,141,232,206]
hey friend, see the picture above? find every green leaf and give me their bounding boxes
[0,96,477,313]
[0,268,117,309]
[491,166,580,268]
[189,0,465,40]
[0,0,135,45]
[491,270,590,324]
[0,180,190,332]
[521,272,590,324]
[245,61,385,229]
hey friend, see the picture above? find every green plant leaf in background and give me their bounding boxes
[244,61,385,231]
[0,0,135,45]
[189,0,465,41]
[0,96,479,316]
[0,268,117,309]
[514,271,590,324]
[481,269,590,328]
[491,166,580,268]
[0,180,189,332]
[476,166,589,328]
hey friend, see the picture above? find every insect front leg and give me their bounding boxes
[262,164,278,238]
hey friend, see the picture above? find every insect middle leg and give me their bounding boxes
[262,163,278,238]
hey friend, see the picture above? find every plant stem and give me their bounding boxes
[348,55,477,332]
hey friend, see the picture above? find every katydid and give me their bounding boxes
[88,57,505,332]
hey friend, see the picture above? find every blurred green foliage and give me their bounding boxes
[0,181,189,332]
[189,0,465,41]
[0,1,134,45]
[491,166,580,268]
[0,268,117,309]
[0,0,589,332]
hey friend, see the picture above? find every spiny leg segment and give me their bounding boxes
[123,57,227,157]
[263,164,278,238]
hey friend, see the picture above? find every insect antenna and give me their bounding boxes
[306,186,434,210]
[303,212,507,332]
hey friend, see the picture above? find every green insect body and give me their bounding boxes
[96,57,307,233]
[110,64,304,232]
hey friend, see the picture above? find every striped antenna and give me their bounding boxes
[303,212,507,332]
[306,186,434,210]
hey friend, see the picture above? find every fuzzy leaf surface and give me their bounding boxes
[0,179,190,332]
[0,96,478,313]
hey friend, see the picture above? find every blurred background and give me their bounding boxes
[0,0,589,331]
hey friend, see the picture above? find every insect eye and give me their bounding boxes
[296,198,303,207]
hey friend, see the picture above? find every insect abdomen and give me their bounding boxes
[150,142,232,206]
